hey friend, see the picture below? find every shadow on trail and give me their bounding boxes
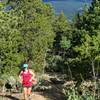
[0,92,21,100]
[4,95,19,100]
[35,80,65,100]
[43,85,65,100]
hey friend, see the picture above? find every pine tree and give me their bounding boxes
[75,0,100,35]
[0,0,55,75]
[72,0,100,78]
[46,12,72,72]
[17,0,55,71]
[0,10,24,76]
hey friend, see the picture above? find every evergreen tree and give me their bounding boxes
[74,32,100,79]
[0,0,55,76]
[71,0,100,79]
[0,10,24,76]
[75,0,100,35]
[16,0,55,71]
[46,12,72,72]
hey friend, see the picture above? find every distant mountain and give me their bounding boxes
[43,0,92,2]
[75,0,92,2]
[43,0,92,20]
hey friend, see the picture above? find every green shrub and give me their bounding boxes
[63,81,100,100]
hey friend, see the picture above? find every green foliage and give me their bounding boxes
[0,0,55,76]
[16,0,55,71]
[74,33,100,61]
[75,0,100,35]
[60,36,71,49]
[46,12,72,72]
[0,0,100,82]
[63,80,100,100]
[44,0,100,79]
[64,87,97,100]
[0,11,24,75]
[69,0,100,79]
[54,12,71,34]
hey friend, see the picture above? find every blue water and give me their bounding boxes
[43,0,92,19]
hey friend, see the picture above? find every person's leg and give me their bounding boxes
[23,87,28,100]
[27,87,32,99]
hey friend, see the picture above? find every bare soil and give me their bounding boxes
[0,84,65,100]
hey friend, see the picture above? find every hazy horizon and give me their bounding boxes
[43,0,92,19]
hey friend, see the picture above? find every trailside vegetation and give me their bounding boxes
[0,0,100,96]
[0,0,55,77]
[0,0,100,99]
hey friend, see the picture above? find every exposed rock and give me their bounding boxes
[50,78,65,84]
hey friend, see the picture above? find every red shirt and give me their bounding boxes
[21,69,33,87]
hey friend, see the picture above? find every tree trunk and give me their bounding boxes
[91,60,96,80]
[91,60,96,97]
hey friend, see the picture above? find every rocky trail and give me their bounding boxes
[0,74,66,100]
[0,92,47,100]
[0,83,65,100]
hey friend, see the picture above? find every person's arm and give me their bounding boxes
[29,69,35,80]
[29,69,37,84]
[19,71,23,84]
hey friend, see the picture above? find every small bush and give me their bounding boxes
[63,81,100,100]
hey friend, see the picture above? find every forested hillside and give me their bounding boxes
[0,0,55,75]
[0,0,100,100]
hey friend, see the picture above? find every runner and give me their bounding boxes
[19,63,37,100]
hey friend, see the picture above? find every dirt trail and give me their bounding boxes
[0,92,48,100]
[0,84,65,100]
[0,74,65,100]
